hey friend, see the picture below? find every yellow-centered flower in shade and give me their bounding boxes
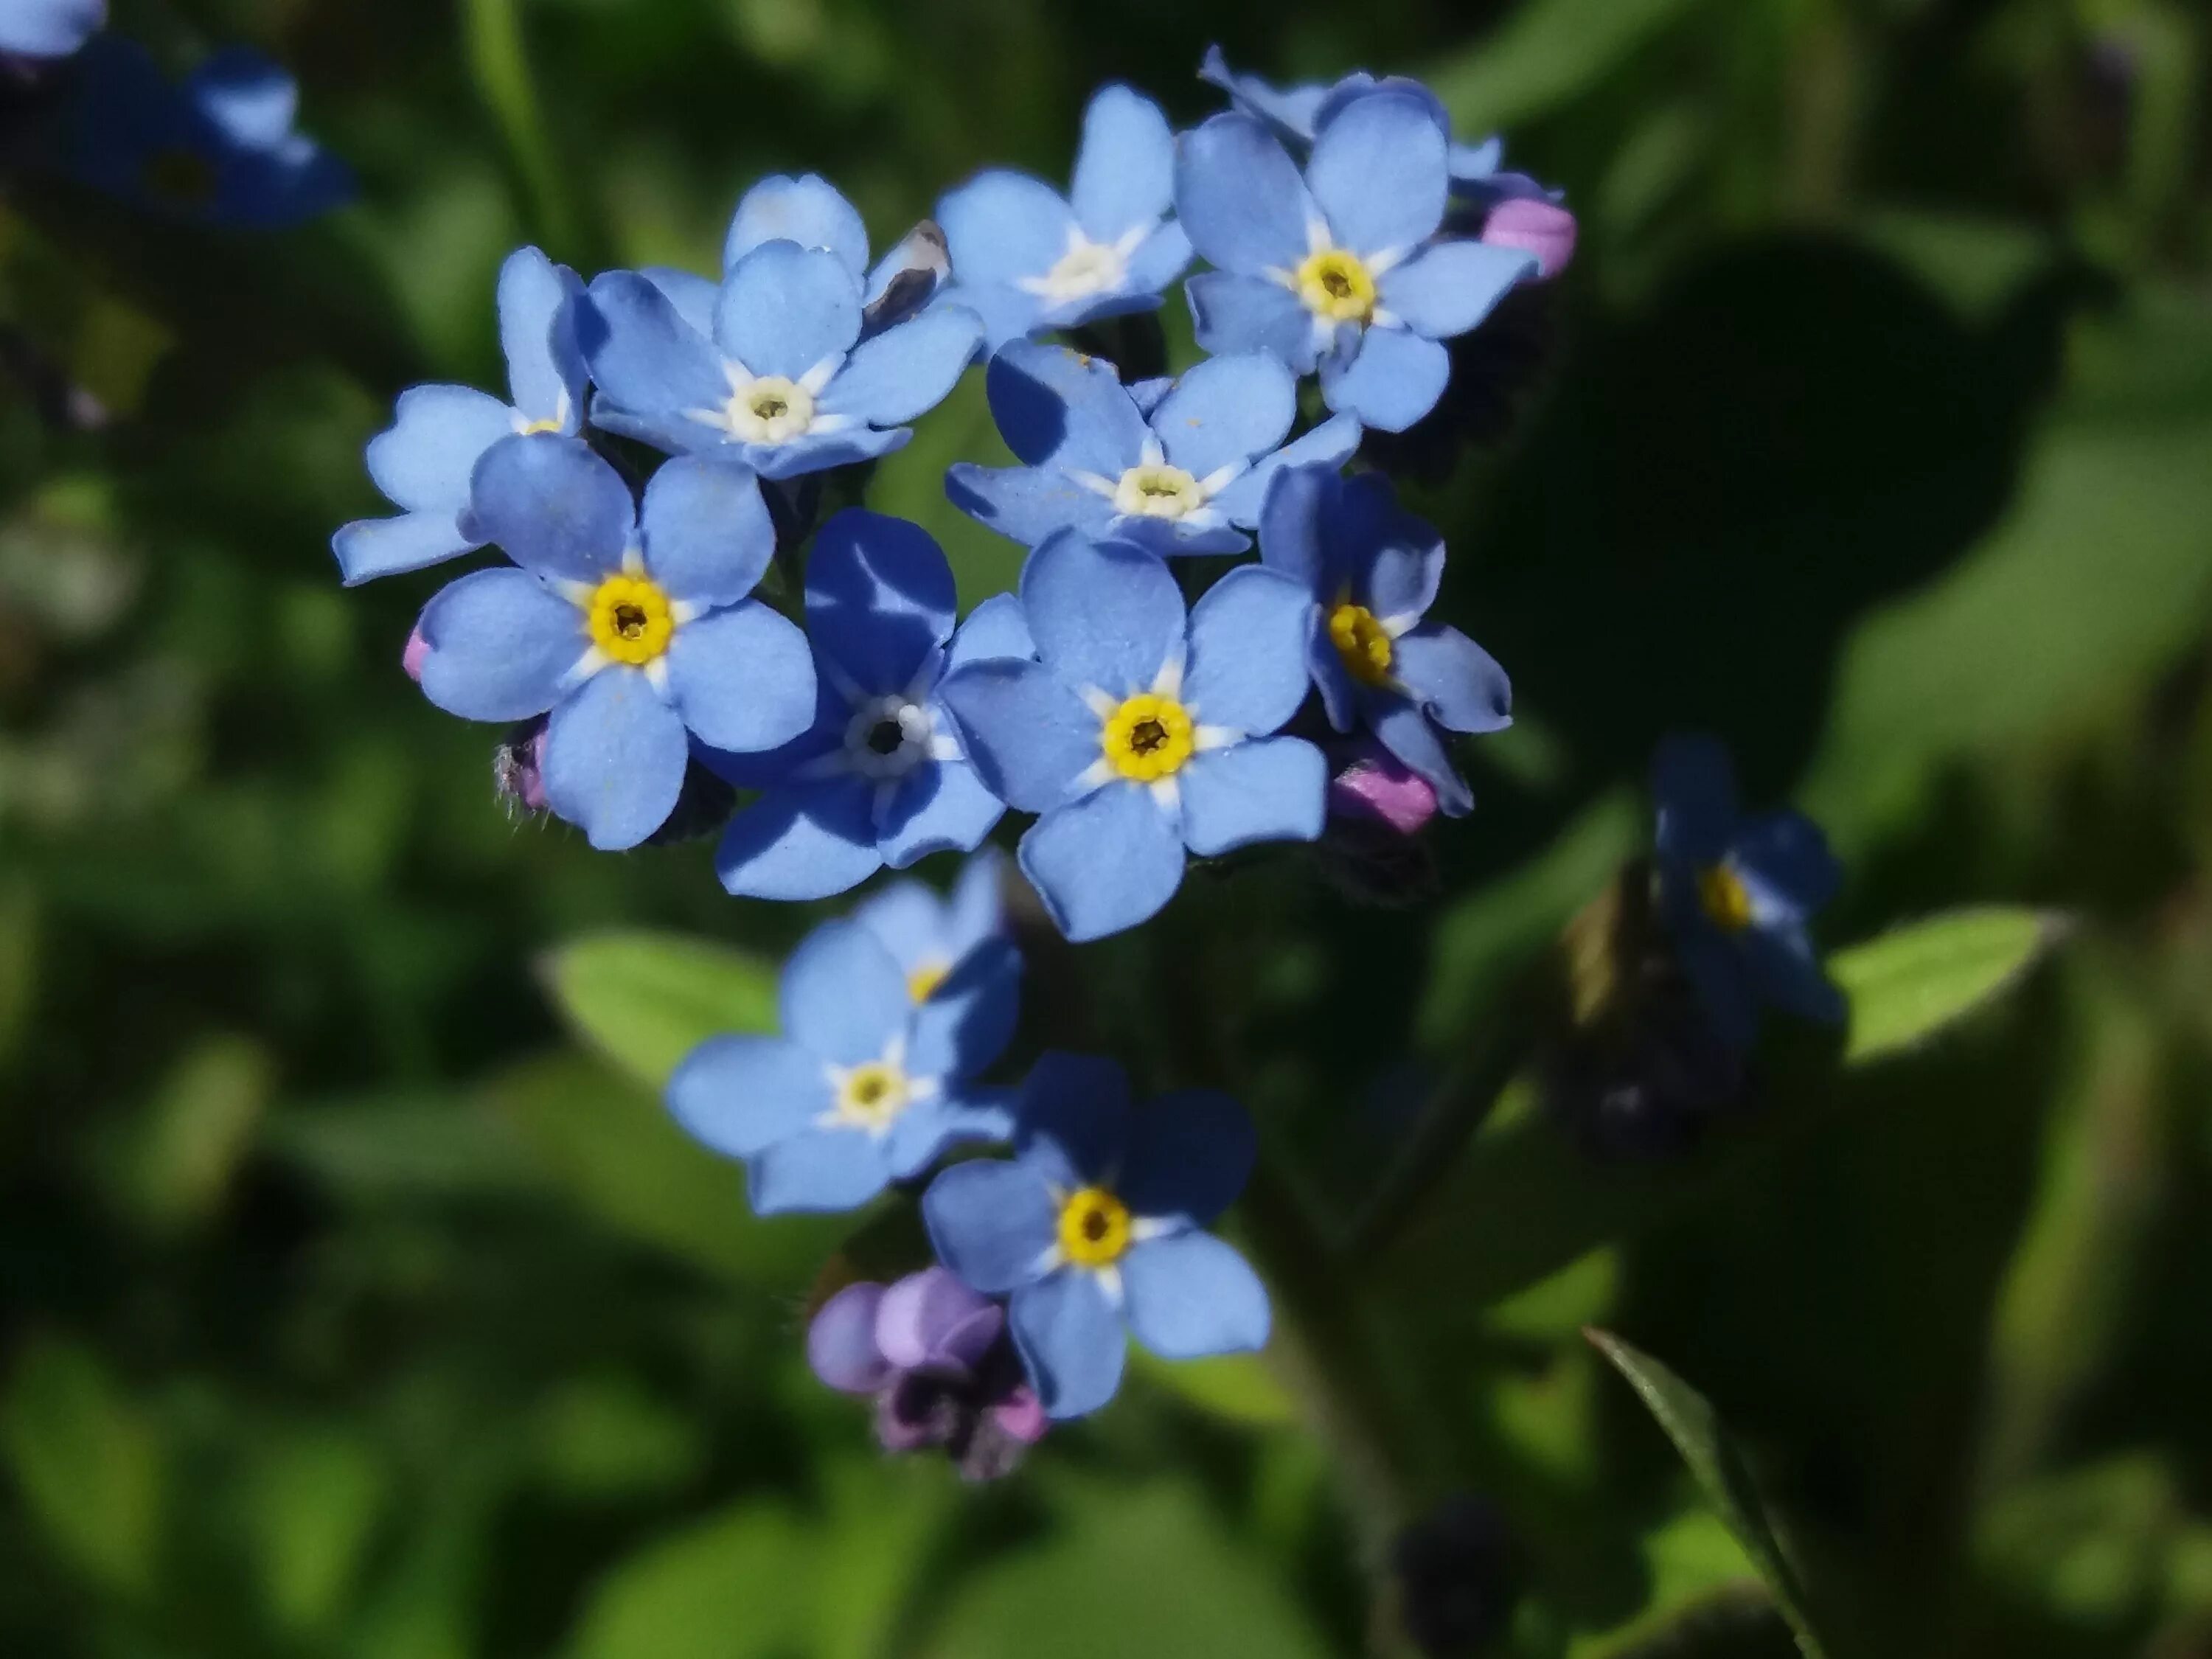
[1697,863,1754,933]
[834,1061,911,1130]
[585,574,675,666]
[1328,601,1394,686]
[1099,692,1194,782]
[1294,247,1377,324]
[1057,1186,1132,1267]
[905,960,950,1004]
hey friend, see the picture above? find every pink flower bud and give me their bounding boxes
[1483,197,1577,281]
[400,626,429,684]
[1329,744,1439,838]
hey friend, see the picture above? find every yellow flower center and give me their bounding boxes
[725,376,815,445]
[905,959,950,1004]
[1113,463,1204,521]
[144,147,218,208]
[585,574,675,666]
[1327,602,1394,687]
[1697,864,1754,933]
[1057,1186,1132,1268]
[835,1062,910,1129]
[1100,692,1194,783]
[1295,248,1377,324]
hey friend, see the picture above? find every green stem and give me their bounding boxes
[462,0,585,258]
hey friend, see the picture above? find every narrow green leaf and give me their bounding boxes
[1586,1330,1828,1659]
[1428,0,1709,132]
[0,1339,164,1597]
[539,931,779,1092]
[1831,907,2064,1065]
[1130,1348,1299,1429]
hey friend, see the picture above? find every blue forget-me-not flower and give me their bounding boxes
[1260,466,1511,816]
[709,510,1027,900]
[922,1052,1270,1419]
[67,38,353,226]
[1,0,102,58]
[1175,91,1537,431]
[854,848,1012,1007]
[668,916,1019,1214]
[1652,733,1846,1051]
[578,175,984,480]
[412,437,815,850]
[936,84,1192,352]
[939,530,1324,942]
[333,247,587,585]
[947,340,1360,557]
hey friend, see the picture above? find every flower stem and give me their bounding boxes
[462,0,587,260]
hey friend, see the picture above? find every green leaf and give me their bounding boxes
[241,1428,389,1637]
[0,1338,164,1597]
[540,931,779,1091]
[1428,0,1710,133]
[1570,1510,1778,1659]
[1130,1348,1298,1429]
[1586,1331,1828,1659]
[107,1032,273,1231]
[1831,908,2064,1065]
[566,1503,815,1659]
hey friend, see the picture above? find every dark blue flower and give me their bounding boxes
[936,84,1192,351]
[1175,91,1537,431]
[947,340,1359,557]
[577,175,984,481]
[333,247,588,585]
[939,531,1324,942]
[667,917,1018,1214]
[1259,467,1510,815]
[412,437,814,851]
[1,0,102,58]
[1651,733,1846,1050]
[854,849,1012,1006]
[66,39,352,226]
[922,1052,1270,1420]
[707,510,1025,900]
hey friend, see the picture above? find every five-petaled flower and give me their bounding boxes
[333,247,588,585]
[411,437,815,850]
[1651,733,1846,1051]
[708,509,1027,900]
[1260,466,1512,816]
[940,530,1325,942]
[854,848,1013,1008]
[922,1052,1270,1419]
[948,341,1359,557]
[1175,91,1537,431]
[667,917,1019,1214]
[936,84,1193,351]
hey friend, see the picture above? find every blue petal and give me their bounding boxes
[714,242,863,378]
[947,846,1009,953]
[1120,1091,1256,1229]
[1020,529,1186,698]
[1178,737,1326,857]
[1207,412,1361,527]
[1173,112,1314,274]
[1312,74,1452,150]
[1745,929,1846,1026]
[1018,782,1186,942]
[780,917,911,1063]
[1340,474,1444,620]
[1378,239,1534,339]
[923,1158,1060,1293]
[667,1034,830,1158]
[1012,1051,1130,1189]
[364,384,514,515]
[696,673,841,789]
[936,659,1099,814]
[666,601,817,754]
[945,463,1117,549]
[637,453,774,608]
[746,426,913,481]
[1197,46,1330,145]
[1320,327,1451,432]
[1307,91,1447,257]
[187,47,295,147]
[818,305,982,426]
[1070,84,1175,243]
[1371,695,1472,818]
[807,508,957,692]
[1186,272,1319,375]
[1009,1271,1127,1419]
[909,935,1020,1079]
[333,511,476,587]
[578,271,728,447]
[497,246,588,426]
[937,170,1075,287]
[639,265,719,337]
[1652,733,1739,866]
[984,340,1148,473]
[723,173,870,278]
[807,1282,891,1394]
[1391,625,1512,737]
[1124,220,1194,295]
[1183,565,1314,737]
[940,282,1049,354]
[1733,810,1842,915]
[748,1127,893,1215]
[852,880,947,976]
[0,0,102,56]
[947,592,1037,669]
[416,568,580,721]
[1254,463,1333,593]
[1148,353,1296,481]
[888,1089,1017,1180]
[1121,1232,1270,1360]
[542,669,690,850]
[717,776,883,900]
[880,759,1006,869]
[1677,924,1759,1051]
[467,434,633,585]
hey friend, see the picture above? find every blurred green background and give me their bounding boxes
[3,0,2211,1655]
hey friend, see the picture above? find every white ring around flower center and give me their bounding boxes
[726,375,815,444]
[1113,462,1204,520]
[1022,238,1127,305]
[842,694,936,780]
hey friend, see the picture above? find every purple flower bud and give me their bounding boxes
[807,1281,895,1394]
[401,626,429,684]
[1481,197,1577,281]
[1329,742,1440,838]
[491,719,551,815]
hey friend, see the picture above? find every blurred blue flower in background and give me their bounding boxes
[940,531,1323,941]
[1652,733,1846,1049]
[413,439,814,850]
[947,341,1359,556]
[668,917,1019,1214]
[923,1053,1269,1419]
[1175,91,1537,431]
[66,38,353,226]
[709,510,1024,900]
[855,848,1012,1007]
[333,247,588,585]
[936,84,1192,350]
[0,0,102,58]
[1260,466,1511,816]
